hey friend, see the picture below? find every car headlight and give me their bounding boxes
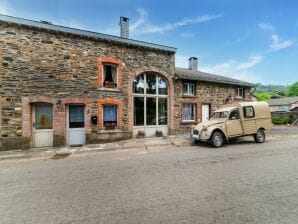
[193,129,199,135]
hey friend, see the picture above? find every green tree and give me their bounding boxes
[287,82,298,97]
[255,92,272,101]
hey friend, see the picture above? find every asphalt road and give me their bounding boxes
[1,136,298,224]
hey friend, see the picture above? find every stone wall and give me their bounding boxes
[0,22,175,150]
[174,79,253,134]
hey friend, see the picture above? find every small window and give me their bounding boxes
[103,64,118,88]
[243,106,255,118]
[236,88,244,98]
[103,105,118,128]
[183,83,195,96]
[229,109,240,120]
[182,104,196,122]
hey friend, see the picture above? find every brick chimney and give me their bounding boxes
[189,57,198,71]
[119,16,129,38]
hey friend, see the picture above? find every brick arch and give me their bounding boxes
[127,67,175,133]
[98,98,123,129]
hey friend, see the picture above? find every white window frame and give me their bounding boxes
[183,83,195,96]
[102,63,118,87]
[102,105,118,128]
[132,74,168,127]
[182,103,196,122]
[236,88,244,98]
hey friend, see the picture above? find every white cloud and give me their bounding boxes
[130,8,147,32]
[270,34,293,51]
[258,22,274,31]
[130,9,222,35]
[177,54,263,83]
[236,55,263,70]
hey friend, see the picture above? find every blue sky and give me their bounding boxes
[1,0,297,85]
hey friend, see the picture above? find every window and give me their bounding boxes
[183,83,195,96]
[103,64,118,88]
[182,104,196,122]
[229,109,240,120]
[236,88,244,98]
[133,73,168,126]
[69,105,85,128]
[243,106,255,118]
[103,105,117,127]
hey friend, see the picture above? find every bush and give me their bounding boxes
[271,114,296,125]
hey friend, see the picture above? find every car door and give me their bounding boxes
[226,109,243,137]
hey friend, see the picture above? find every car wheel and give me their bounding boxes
[254,129,265,143]
[211,132,224,148]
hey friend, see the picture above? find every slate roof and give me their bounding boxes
[175,67,256,87]
[266,96,298,106]
[0,14,176,53]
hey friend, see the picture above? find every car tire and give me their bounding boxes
[211,131,224,148]
[254,129,265,143]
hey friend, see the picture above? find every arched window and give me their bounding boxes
[133,73,168,126]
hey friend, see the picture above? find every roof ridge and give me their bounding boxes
[0,14,176,53]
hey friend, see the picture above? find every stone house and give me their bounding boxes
[174,57,255,133]
[0,14,254,150]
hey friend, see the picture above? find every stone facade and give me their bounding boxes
[0,17,254,151]
[0,22,175,150]
[174,79,252,133]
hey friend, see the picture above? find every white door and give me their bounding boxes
[202,104,210,122]
[33,103,53,147]
[68,105,86,146]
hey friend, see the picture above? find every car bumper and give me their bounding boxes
[190,132,200,140]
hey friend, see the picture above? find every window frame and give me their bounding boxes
[236,87,244,98]
[102,105,118,128]
[243,106,255,118]
[183,82,195,96]
[102,63,118,88]
[132,73,169,127]
[182,103,196,122]
[229,109,240,120]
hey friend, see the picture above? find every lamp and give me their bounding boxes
[56,99,62,109]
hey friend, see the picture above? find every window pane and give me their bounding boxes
[133,75,145,94]
[189,84,194,95]
[146,97,156,125]
[103,64,117,87]
[103,105,117,126]
[158,77,168,95]
[146,73,156,94]
[182,104,195,121]
[183,83,188,94]
[158,98,167,125]
[244,106,254,118]
[134,97,144,126]
[35,104,53,129]
[69,105,85,128]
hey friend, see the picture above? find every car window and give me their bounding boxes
[243,106,255,118]
[229,109,240,120]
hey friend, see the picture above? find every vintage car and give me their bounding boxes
[191,102,272,147]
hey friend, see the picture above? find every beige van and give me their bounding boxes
[191,102,272,147]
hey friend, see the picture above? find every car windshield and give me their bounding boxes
[211,111,228,119]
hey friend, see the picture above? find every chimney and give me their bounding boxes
[119,16,129,38]
[189,57,198,71]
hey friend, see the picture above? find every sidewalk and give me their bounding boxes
[1,127,298,162]
[0,135,193,161]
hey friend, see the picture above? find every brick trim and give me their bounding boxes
[97,57,123,89]
[98,98,123,129]
[22,96,92,142]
